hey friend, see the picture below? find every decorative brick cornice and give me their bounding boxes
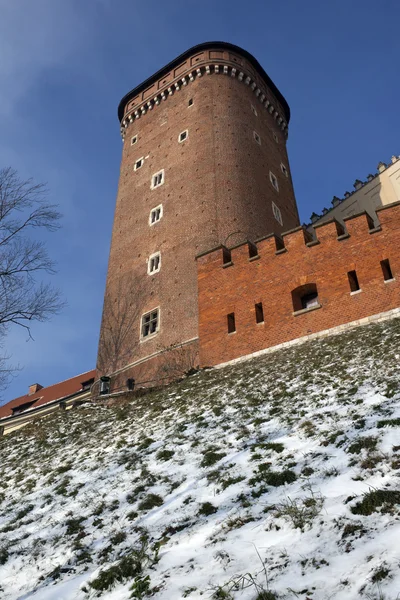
[119,45,289,140]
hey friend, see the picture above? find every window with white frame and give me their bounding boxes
[269,171,279,192]
[148,252,161,274]
[272,201,283,225]
[149,205,163,225]
[131,135,138,146]
[141,308,159,339]
[178,130,188,143]
[280,163,288,177]
[273,131,279,143]
[134,157,144,171]
[251,104,258,116]
[253,131,261,145]
[151,169,164,189]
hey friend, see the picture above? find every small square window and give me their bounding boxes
[253,131,261,145]
[251,104,258,116]
[273,131,279,143]
[141,308,159,339]
[280,163,288,177]
[151,170,164,189]
[270,172,279,192]
[149,205,163,225]
[178,130,188,143]
[148,252,161,274]
[272,201,283,225]
[188,98,193,107]
[131,135,138,146]
[134,157,144,171]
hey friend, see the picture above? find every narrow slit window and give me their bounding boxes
[151,170,164,189]
[253,131,261,145]
[381,259,394,281]
[148,252,161,274]
[141,309,159,338]
[188,98,193,107]
[134,157,143,171]
[348,270,360,292]
[255,302,264,323]
[251,104,258,116]
[178,130,188,143]
[270,172,279,192]
[227,312,236,334]
[280,163,288,177]
[272,201,283,225]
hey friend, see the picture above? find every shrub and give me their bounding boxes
[90,552,143,591]
[350,489,400,516]
[0,547,9,565]
[138,494,163,512]
[347,437,378,454]
[65,517,85,536]
[198,502,218,516]
[156,449,175,461]
[200,450,226,468]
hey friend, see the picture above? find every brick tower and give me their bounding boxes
[97,41,300,389]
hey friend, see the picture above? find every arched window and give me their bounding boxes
[292,283,320,313]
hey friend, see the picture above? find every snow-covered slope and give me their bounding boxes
[1,318,400,600]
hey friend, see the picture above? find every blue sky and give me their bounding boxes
[1,0,399,403]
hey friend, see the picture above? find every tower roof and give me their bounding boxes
[117,41,290,124]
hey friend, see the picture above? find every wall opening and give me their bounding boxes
[348,270,360,292]
[292,283,319,313]
[255,302,264,323]
[227,312,236,334]
[222,247,232,265]
[248,242,258,259]
[381,259,394,281]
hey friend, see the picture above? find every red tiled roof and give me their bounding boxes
[0,369,96,420]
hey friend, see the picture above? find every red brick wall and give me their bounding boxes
[197,203,400,367]
[97,46,299,383]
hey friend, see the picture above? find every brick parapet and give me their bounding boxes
[197,202,400,366]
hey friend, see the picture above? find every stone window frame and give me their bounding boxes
[270,172,279,193]
[151,169,165,190]
[131,135,138,146]
[272,201,282,225]
[147,251,161,275]
[134,157,144,171]
[251,104,258,117]
[273,131,279,143]
[253,131,261,145]
[178,130,188,143]
[140,307,160,341]
[280,163,288,177]
[149,204,163,226]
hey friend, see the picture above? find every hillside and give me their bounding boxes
[1,318,400,600]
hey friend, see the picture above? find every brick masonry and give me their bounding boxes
[97,43,299,386]
[197,203,400,367]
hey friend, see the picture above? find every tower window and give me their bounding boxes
[273,131,279,143]
[148,252,161,275]
[188,98,193,107]
[280,163,288,177]
[348,270,360,293]
[227,312,236,334]
[149,205,163,225]
[151,170,164,189]
[178,130,188,143]
[251,104,258,116]
[381,259,394,281]
[270,172,279,192]
[131,135,138,145]
[141,309,159,339]
[255,302,264,323]
[134,157,144,171]
[272,201,283,225]
[253,131,261,145]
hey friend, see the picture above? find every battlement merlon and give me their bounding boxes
[195,201,400,268]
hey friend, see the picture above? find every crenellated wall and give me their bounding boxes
[197,202,400,367]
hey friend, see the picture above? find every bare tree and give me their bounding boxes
[0,167,64,389]
[97,273,145,376]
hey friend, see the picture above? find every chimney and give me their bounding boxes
[29,383,43,395]
[377,161,387,173]
[331,196,341,207]
[367,174,374,182]
[353,179,363,190]
[391,155,398,164]
[310,212,320,224]
[344,191,351,198]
